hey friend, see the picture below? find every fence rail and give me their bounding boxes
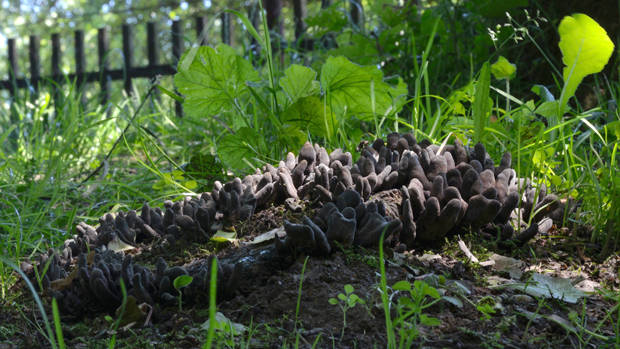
[2,15,222,107]
[1,0,362,115]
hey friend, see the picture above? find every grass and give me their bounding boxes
[0,3,619,348]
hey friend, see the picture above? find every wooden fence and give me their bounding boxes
[1,0,362,114]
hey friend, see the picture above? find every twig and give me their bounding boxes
[79,83,158,185]
[458,239,479,263]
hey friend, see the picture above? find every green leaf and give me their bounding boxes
[490,56,516,80]
[535,100,559,119]
[337,293,347,301]
[174,44,259,118]
[344,284,354,295]
[558,14,615,108]
[419,314,441,326]
[156,84,184,102]
[279,65,320,105]
[183,180,198,190]
[224,9,263,51]
[172,169,184,180]
[279,124,307,152]
[282,96,335,138]
[217,127,261,171]
[392,280,412,291]
[320,56,407,120]
[531,85,555,102]
[210,231,237,243]
[425,286,441,299]
[472,61,492,143]
[173,275,193,290]
[328,298,339,305]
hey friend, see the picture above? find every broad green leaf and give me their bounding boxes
[344,284,354,295]
[338,293,347,301]
[425,285,441,299]
[392,280,412,291]
[174,44,259,118]
[558,14,614,107]
[173,275,193,290]
[491,56,516,80]
[328,298,339,305]
[279,65,319,105]
[280,124,307,152]
[472,61,491,143]
[217,127,261,171]
[320,56,407,120]
[282,96,335,138]
[535,100,560,119]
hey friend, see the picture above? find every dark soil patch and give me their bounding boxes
[1,204,618,348]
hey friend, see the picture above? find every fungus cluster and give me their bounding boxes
[27,133,567,317]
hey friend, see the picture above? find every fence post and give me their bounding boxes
[51,33,61,112]
[122,24,133,95]
[292,0,307,41]
[172,20,184,117]
[220,12,231,45]
[75,29,87,106]
[8,38,18,98]
[75,30,85,87]
[29,35,40,94]
[147,22,159,66]
[7,38,18,127]
[265,0,283,64]
[196,16,207,46]
[98,27,110,106]
[147,21,160,103]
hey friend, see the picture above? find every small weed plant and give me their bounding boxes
[390,280,441,346]
[173,275,194,312]
[328,284,366,341]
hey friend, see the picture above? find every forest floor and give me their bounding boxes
[1,203,618,349]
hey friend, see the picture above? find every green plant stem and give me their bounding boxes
[52,298,66,349]
[378,228,396,349]
[204,257,218,349]
[295,256,310,331]
[340,306,347,341]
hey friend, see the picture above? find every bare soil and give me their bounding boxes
[1,204,618,349]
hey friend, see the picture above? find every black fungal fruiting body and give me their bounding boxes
[30,133,569,318]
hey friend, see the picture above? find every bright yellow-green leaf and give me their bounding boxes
[558,14,615,103]
[183,180,198,190]
[173,275,193,290]
[172,170,184,180]
[491,56,516,80]
[211,231,237,243]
